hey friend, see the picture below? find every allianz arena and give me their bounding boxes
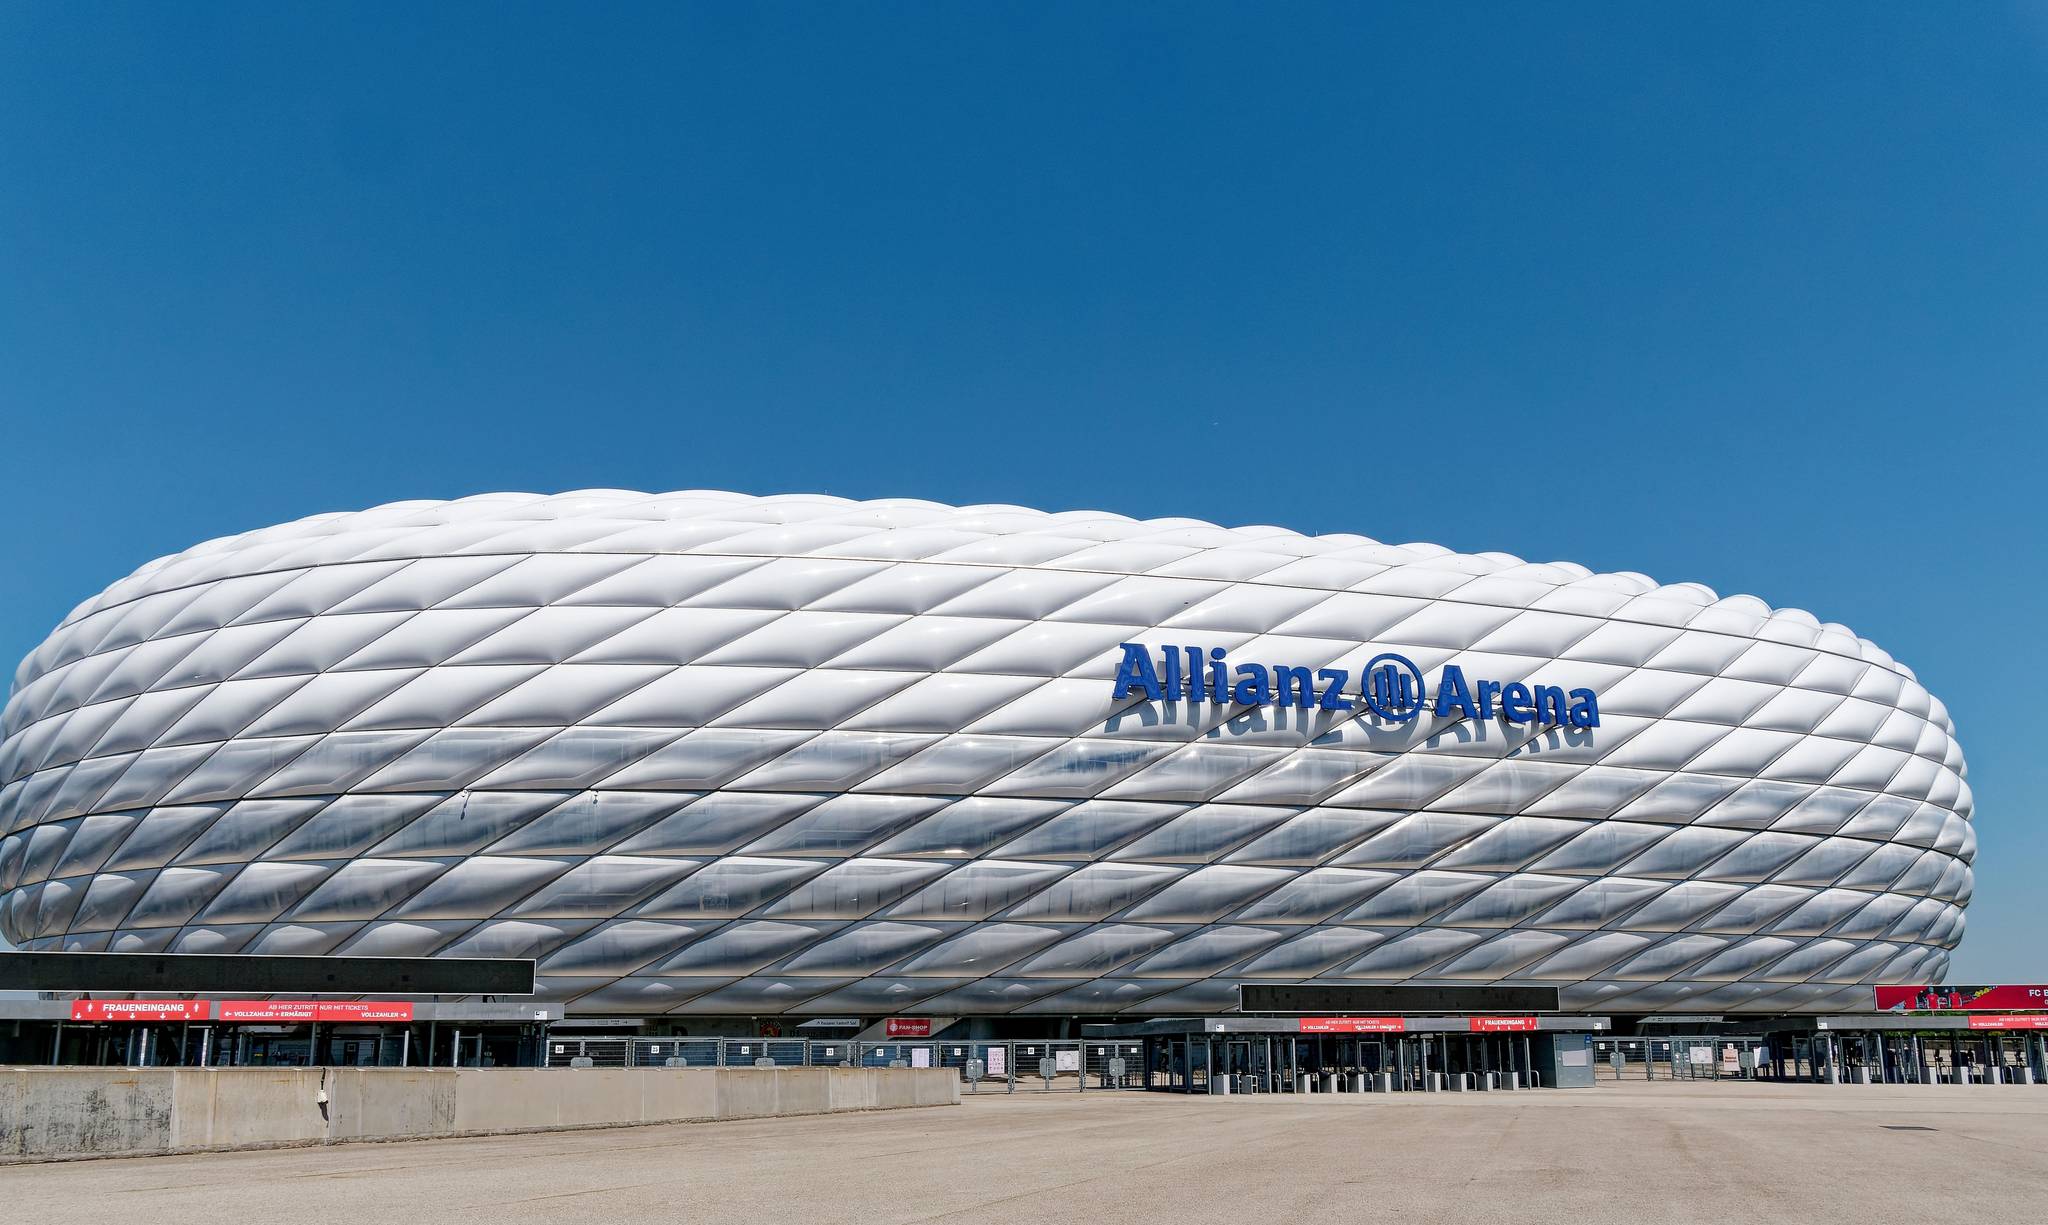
[0,491,1973,1019]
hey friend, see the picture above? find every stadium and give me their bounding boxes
[0,490,1976,1045]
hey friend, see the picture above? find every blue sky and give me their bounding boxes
[1,4,2041,978]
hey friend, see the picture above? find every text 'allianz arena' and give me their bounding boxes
[0,491,1973,1016]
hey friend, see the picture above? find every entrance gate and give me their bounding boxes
[1139,1030,1551,1093]
[1595,1036,1763,1080]
[1773,1029,2048,1084]
[1088,1041,1143,1089]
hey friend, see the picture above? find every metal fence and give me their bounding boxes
[539,1036,1145,1091]
[1593,1037,1764,1081]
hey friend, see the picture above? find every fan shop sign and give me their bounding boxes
[1112,646,1600,729]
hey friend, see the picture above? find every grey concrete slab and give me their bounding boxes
[7,1082,2048,1224]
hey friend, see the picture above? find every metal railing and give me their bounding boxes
[539,1036,1147,1091]
[1593,1037,1764,1081]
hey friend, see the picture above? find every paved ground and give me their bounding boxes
[8,1081,2048,1224]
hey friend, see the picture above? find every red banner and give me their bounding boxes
[68,1000,212,1022]
[217,1001,414,1023]
[1298,1017,1406,1033]
[1876,985,2048,1013]
[218,1001,319,1022]
[884,1017,932,1038]
[1468,1017,1539,1032]
[330,1002,414,1022]
[1967,1016,2048,1030]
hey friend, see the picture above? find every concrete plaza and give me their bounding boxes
[8,1081,2046,1224]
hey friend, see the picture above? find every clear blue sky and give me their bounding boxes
[1,4,2041,978]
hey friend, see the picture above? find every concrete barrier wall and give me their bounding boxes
[0,1066,958,1162]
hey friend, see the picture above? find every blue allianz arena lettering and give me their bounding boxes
[1110,643,1601,728]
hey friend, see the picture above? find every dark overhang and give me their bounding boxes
[0,951,535,996]
[0,999,559,1023]
[1237,984,1562,1014]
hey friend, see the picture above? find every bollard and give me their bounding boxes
[1324,1072,1338,1093]
[1425,1072,1441,1092]
[1302,1075,1315,1094]
[1957,1067,1973,1085]
[1375,1072,1393,1093]
[1351,1074,1366,1093]
[1858,1068,1871,1086]
[1484,1073,1497,1092]
[1987,1066,2004,1086]
[1212,1074,1232,1095]
[2024,1067,2037,1085]
[1505,1072,1520,1091]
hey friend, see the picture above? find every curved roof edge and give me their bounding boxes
[36,488,1930,696]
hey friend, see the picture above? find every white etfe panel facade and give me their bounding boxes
[0,491,1972,1014]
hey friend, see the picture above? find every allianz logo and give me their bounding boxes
[1111,643,1601,729]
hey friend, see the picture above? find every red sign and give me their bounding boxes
[1298,1016,1406,1033]
[1967,1016,2048,1030]
[1876,985,2048,1013]
[217,1001,414,1023]
[331,1002,415,1022]
[1468,1017,1540,1032]
[68,1000,212,1022]
[218,1001,320,1022]
[884,1017,932,1038]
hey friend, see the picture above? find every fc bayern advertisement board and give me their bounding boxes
[1875,985,2048,1012]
